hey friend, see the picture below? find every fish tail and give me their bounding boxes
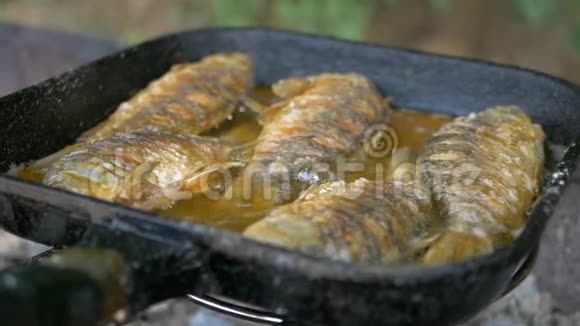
[388,147,417,182]
[243,215,323,252]
[271,77,311,98]
[399,231,440,262]
[240,95,266,113]
[122,161,185,211]
[6,163,26,176]
[229,142,257,161]
[422,230,494,265]
[390,147,416,170]
[115,161,161,206]
[182,161,245,195]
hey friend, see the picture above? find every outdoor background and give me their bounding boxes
[2,0,580,84]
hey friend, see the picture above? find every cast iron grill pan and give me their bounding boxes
[0,28,579,326]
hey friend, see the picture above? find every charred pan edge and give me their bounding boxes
[0,27,579,283]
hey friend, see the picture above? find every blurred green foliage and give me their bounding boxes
[211,0,265,27]
[512,0,558,23]
[274,0,372,40]
[428,0,452,12]
[274,0,328,35]
[1,0,577,52]
[211,0,455,40]
[571,21,580,52]
[210,0,580,43]
[381,0,402,6]
[211,0,374,40]
[210,0,580,53]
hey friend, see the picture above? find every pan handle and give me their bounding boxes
[0,248,129,326]
[187,294,285,324]
[0,264,104,326]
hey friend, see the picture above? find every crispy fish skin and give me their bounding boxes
[44,130,236,211]
[81,53,253,141]
[248,73,387,202]
[243,178,432,264]
[417,106,545,264]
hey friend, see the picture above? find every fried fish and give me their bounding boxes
[81,53,253,141]
[417,106,545,264]
[44,130,239,211]
[243,176,432,264]
[245,73,387,203]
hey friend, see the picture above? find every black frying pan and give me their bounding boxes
[0,28,579,326]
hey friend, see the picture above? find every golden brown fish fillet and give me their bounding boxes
[243,177,432,264]
[245,73,387,203]
[44,130,239,211]
[417,106,545,264]
[81,53,253,141]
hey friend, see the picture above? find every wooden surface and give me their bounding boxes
[0,23,579,324]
